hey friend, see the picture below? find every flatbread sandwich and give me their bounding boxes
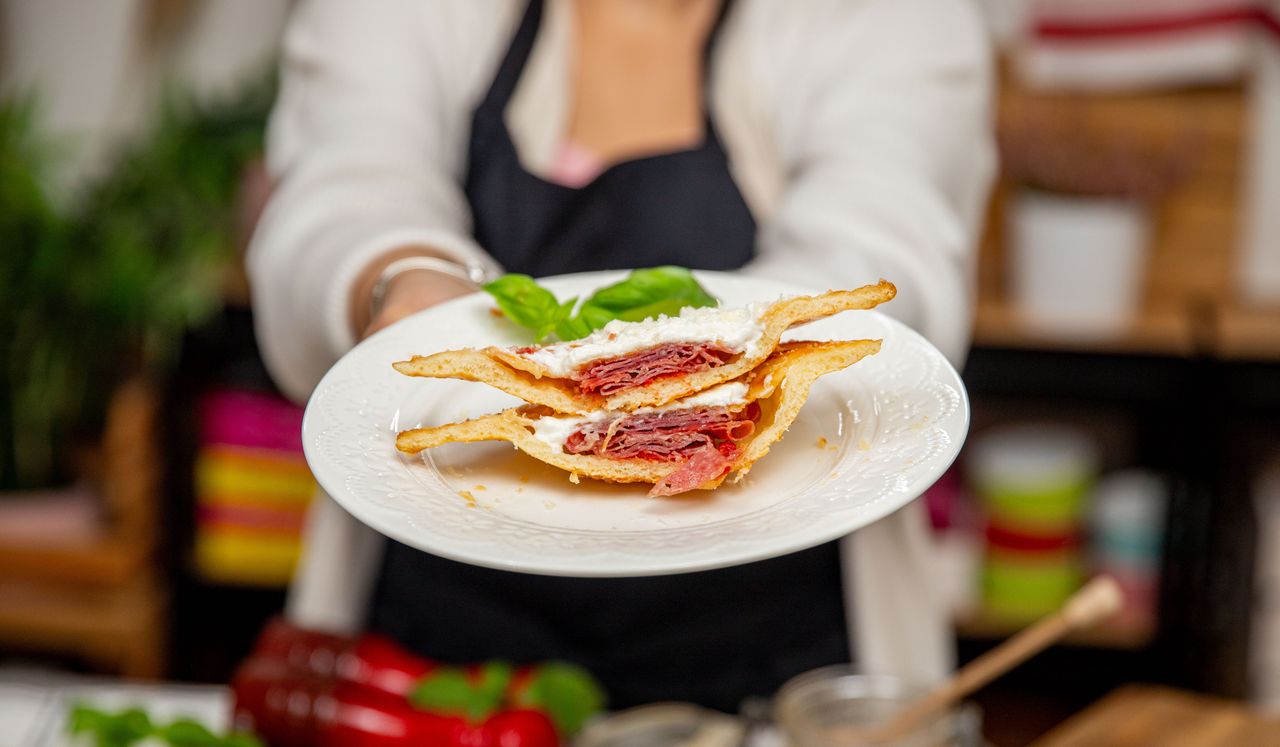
[391,281,894,496]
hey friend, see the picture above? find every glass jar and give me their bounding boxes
[774,666,982,747]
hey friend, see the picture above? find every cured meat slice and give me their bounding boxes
[650,443,740,497]
[572,342,736,396]
[563,405,758,462]
[562,405,758,495]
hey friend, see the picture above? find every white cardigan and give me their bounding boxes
[248,0,995,686]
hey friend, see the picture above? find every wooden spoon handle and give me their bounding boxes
[870,576,1124,742]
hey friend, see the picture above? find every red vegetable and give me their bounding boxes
[234,622,595,746]
[316,683,422,747]
[337,634,437,697]
[250,618,435,697]
[230,657,331,747]
[480,709,559,747]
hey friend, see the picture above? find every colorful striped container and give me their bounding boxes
[968,425,1099,622]
[193,389,316,587]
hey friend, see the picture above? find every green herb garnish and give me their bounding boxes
[67,704,262,747]
[512,661,607,734]
[483,266,717,342]
[409,662,513,721]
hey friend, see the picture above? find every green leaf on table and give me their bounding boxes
[159,718,264,747]
[67,705,262,747]
[514,662,606,734]
[159,718,218,746]
[67,704,153,747]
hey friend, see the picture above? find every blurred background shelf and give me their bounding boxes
[1213,304,1280,361]
[972,296,1197,356]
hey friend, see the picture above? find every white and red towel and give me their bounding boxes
[1014,0,1279,91]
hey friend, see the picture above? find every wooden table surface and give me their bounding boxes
[1032,685,1280,746]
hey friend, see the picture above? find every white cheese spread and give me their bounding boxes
[634,381,749,412]
[518,303,768,377]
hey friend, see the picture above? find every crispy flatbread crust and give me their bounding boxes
[395,339,881,492]
[393,281,895,414]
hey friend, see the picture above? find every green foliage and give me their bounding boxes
[1,72,274,491]
[481,274,576,343]
[482,266,718,343]
[68,704,262,747]
[409,660,605,734]
[512,661,607,735]
[410,661,514,721]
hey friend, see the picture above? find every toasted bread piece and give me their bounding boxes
[393,280,894,414]
[395,339,881,493]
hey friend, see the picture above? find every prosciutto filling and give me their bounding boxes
[570,342,737,395]
[562,404,760,495]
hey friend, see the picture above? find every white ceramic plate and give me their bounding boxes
[303,271,968,577]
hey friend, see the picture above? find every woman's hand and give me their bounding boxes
[351,248,480,340]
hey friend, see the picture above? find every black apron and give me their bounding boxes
[369,0,850,712]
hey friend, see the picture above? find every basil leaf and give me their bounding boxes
[554,313,593,342]
[67,704,259,747]
[574,305,617,333]
[540,297,578,343]
[160,719,218,746]
[66,705,153,747]
[67,704,106,735]
[583,267,716,323]
[409,667,476,715]
[482,267,717,342]
[160,719,264,747]
[410,665,506,721]
[515,661,606,735]
[473,661,513,719]
[482,274,562,335]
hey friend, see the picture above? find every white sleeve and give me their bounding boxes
[286,492,385,635]
[744,0,995,367]
[246,0,503,403]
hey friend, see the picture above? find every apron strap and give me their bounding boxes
[479,0,544,115]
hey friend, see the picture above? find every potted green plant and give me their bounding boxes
[0,74,273,494]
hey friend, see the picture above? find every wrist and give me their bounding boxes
[349,247,492,336]
[369,256,489,321]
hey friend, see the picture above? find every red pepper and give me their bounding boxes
[250,618,436,697]
[251,618,348,677]
[316,682,424,747]
[479,709,560,747]
[337,634,437,697]
[236,622,573,746]
[232,656,563,747]
[230,656,332,747]
[414,709,559,747]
